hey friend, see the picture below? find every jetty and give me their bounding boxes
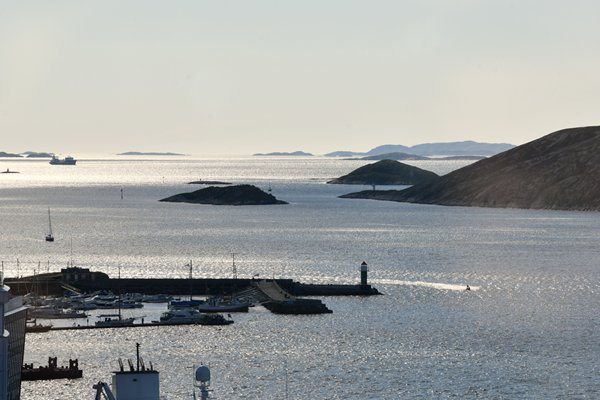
[5,266,381,297]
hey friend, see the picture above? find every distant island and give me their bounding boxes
[253,151,313,157]
[326,141,514,157]
[358,152,429,161]
[117,151,186,156]
[328,160,439,185]
[0,152,22,158]
[160,184,287,205]
[355,153,485,161]
[340,126,600,211]
[24,152,53,158]
[325,151,364,157]
[188,180,231,185]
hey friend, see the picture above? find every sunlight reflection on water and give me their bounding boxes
[1,158,599,399]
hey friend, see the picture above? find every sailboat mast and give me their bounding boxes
[118,265,122,320]
[189,260,193,301]
[47,208,53,235]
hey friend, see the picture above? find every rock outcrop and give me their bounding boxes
[328,160,439,185]
[341,126,600,211]
[160,184,287,205]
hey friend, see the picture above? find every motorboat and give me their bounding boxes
[169,299,205,309]
[158,309,232,325]
[196,296,249,313]
[142,293,172,303]
[117,300,144,309]
[25,319,53,333]
[69,301,98,311]
[95,314,136,327]
[28,306,87,319]
[49,155,77,165]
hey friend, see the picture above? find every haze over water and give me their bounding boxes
[2,157,599,399]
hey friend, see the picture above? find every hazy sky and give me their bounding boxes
[1,1,599,155]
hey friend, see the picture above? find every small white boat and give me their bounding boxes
[28,306,86,319]
[69,301,98,311]
[142,293,172,303]
[196,296,249,313]
[159,309,233,325]
[95,314,136,327]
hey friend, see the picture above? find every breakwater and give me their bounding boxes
[5,267,381,297]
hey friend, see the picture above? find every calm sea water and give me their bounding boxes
[1,157,599,399]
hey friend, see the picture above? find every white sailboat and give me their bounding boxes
[45,207,54,242]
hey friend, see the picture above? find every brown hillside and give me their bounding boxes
[341,126,600,211]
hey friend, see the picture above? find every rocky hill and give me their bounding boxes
[328,160,439,185]
[160,184,287,205]
[340,126,600,211]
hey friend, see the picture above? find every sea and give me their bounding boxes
[1,156,599,399]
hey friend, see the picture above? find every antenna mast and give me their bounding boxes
[231,253,237,279]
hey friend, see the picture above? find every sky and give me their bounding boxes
[1,1,600,156]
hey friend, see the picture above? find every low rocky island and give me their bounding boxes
[118,151,185,156]
[253,151,313,156]
[23,151,53,158]
[0,152,22,158]
[346,153,485,161]
[160,184,287,205]
[188,180,232,185]
[340,126,600,211]
[328,159,439,185]
[358,152,429,161]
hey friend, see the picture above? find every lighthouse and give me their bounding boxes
[360,261,368,286]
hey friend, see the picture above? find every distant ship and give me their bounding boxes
[49,156,77,165]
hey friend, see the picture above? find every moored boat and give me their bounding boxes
[158,309,233,325]
[196,296,249,313]
[95,314,136,327]
[28,306,87,319]
[25,319,53,333]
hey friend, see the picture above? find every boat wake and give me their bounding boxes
[374,278,479,291]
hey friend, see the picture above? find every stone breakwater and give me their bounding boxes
[6,269,381,297]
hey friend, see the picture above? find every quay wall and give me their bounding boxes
[5,276,381,296]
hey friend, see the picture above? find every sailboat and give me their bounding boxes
[45,208,54,242]
[95,266,136,327]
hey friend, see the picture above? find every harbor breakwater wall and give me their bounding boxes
[5,268,381,297]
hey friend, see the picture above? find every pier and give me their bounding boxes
[5,267,381,297]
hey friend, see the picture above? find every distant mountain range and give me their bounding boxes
[325,141,514,157]
[357,152,485,161]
